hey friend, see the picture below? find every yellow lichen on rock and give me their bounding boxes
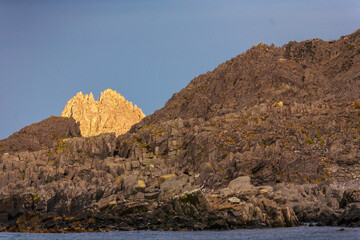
[61,89,145,137]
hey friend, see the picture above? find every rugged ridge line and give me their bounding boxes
[133,29,360,130]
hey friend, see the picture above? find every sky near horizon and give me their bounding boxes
[0,0,359,139]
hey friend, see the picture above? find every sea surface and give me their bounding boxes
[0,227,359,240]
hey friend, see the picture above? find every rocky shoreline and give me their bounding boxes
[1,183,360,232]
[0,134,359,232]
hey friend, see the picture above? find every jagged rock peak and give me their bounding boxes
[62,89,145,137]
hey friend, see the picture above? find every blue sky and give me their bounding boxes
[0,0,359,139]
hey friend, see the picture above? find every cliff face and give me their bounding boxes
[0,30,360,232]
[61,89,145,137]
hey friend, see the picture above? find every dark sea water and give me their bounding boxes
[0,227,359,240]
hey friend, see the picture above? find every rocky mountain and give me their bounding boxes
[136,31,360,126]
[128,29,360,186]
[62,89,145,137]
[0,116,81,155]
[0,30,360,232]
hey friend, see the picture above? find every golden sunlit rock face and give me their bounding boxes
[61,89,145,137]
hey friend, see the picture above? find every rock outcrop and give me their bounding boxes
[62,89,145,137]
[0,116,81,155]
[338,188,360,227]
[1,30,360,232]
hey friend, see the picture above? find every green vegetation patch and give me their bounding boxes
[353,103,360,109]
[261,139,267,148]
[142,124,154,130]
[56,146,64,151]
[137,141,149,148]
[33,194,41,201]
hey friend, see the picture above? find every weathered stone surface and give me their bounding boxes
[62,89,145,137]
[336,188,360,227]
[228,197,241,204]
[340,188,360,208]
[228,176,254,193]
[317,208,339,226]
[338,203,360,227]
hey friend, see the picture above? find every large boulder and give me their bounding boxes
[338,188,360,227]
[338,203,360,227]
[340,188,360,208]
[228,176,254,193]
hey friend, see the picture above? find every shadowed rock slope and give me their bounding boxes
[0,116,81,155]
[1,30,360,232]
[62,89,145,137]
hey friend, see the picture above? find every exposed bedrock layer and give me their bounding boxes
[1,30,360,232]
